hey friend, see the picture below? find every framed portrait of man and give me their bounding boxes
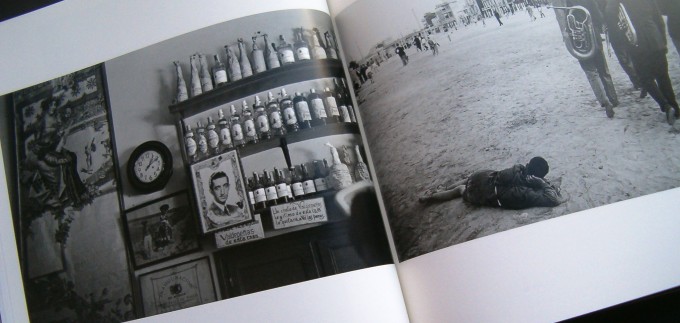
[190,150,252,233]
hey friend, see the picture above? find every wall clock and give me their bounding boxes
[127,141,173,193]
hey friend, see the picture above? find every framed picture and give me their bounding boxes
[190,150,252,233]
[123,191,200,269]
[138,257,216,316]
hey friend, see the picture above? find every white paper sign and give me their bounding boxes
[214,214,265,248]
[271,198,327,229]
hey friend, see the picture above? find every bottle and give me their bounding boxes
[184,123,197,162]
[277,35,296,65]
[212,54,228,86]
[301,164,317,195]
[196,121,208,159]
[323,87,341,123]
[294,27,311,61]
[310,28,327,59]
[173,61,188,103]
[263,34,280,70]
[264,170,279,207]
[217,108,233,151]
[325,143,352,190]
[225,45,242,82]
[289,166,305,198]
[334,79,351,123]
[252,172,267,210]
[241,100,258,145]
[293,91,312,129]
[206,116,220,156]
[354,145,370,181]
[285,168,294,201]
[313,28,328,58]
[324,31,339,59]
[251,36,267,74]
[274,168,289,204]
[339,78,357,123]
[237,38,253,78]
[247,177,255,208]
[313,160,329,192]
[190,54,202,97]
[308,88,327,127]
[198,53,213,92]
[266,91,286,137]
[230,104,245,148]
[280,88,299,133]
[253,95,271,140]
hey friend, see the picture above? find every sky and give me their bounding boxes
[335,0,465,61]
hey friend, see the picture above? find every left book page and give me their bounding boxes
[0,1,408,322]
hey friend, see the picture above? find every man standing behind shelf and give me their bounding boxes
[205,171,246,230]
[553,0,619,118]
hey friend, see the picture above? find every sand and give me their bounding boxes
[354,11,680,261]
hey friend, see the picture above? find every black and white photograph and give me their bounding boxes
[336,0,680,261]
[190,151,252,233]
[123,191,200,269]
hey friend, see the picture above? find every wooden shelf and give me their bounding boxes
[169,59,344,117]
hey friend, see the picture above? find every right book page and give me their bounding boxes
[330,0,680,321]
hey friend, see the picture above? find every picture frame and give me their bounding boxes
[138,257,216,316]
[190,150,252,233]
[123,191,200,269]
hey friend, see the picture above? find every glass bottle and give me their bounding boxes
[173,61,188,103]
[340,78,357,123]
[275,168,289,204]
[293,91,312,129]
[323,87,341,123]
[206,116,220,156]
[238,38,253,78]
[264,170,279,207]
[334,79,351,123]
[190,54,202,97]
[184,123,197,162]
[217,108,233,151]
[198,53,213,92]
[266,91,286,137]
[324,31,339,59]
[301,163,317,195]
[313,160,329,192]
[308,88,327,126]
[251,36,267,74]
[225,45,242,82]
[196,121,208,159]
[252,172,267,210]
[242,100,258,145]
[277,35,296,65]
[280,88,299,133]
[212,54,228,87]
[247,177,255,208]
[230,104,245,148]
[354,145,370,181]
[310,28,327,59]
[263,34,280,70]
[289,166,305,198]
[294,27,311,61]
[253,95,271,140]
[313,28,328,56]
[325,143,352,190]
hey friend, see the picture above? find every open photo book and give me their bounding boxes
[1,0,679,322]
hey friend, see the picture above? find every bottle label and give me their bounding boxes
[296,47,311,60]
[280,49,295,64]
[314,177,328,191]
[231,123,244,141]
[265,186,278,201]
[248,191,255,206]
[302,180,316,194]
[244,119,257,137]
[254,188,267,203]
[295,101,312,122]
[256,114,270,132]
[326,97,340,116]
[214,70,228,84]
[207,130,219,149]
[185,138,197,156]
[198,136,208,153]
[292,182,305,196]
[220,128,232,146]
[340,106,351,123]
[283,107,298,125]
[311,98,327,119]
[269,111,283,129]
[275,183,288,198]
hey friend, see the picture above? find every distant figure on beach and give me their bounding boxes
[494,10,504,26]
[527,5,537,21]
[418,157,566,210]
[395,44,409,66]
[427,38,439,55]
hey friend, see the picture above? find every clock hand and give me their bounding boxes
[145,157,155,171]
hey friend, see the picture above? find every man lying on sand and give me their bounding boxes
[418,157,567,209]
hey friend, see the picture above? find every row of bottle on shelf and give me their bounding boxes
[247,144,370,210]
[173,27,341,103]
[183,78,357,163]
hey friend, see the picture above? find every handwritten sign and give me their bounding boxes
[271,198,327,229]
[214,214,265,248]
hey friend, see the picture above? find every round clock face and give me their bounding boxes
[133,150,165,183]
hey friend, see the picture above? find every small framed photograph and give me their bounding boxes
[123,191,200,269]
[190,150,252,233]
[138,257,216,316]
